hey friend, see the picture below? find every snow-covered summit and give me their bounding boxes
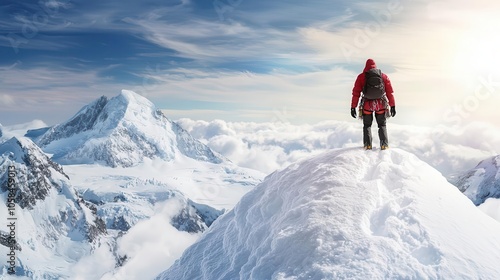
[453,155,500,205]
[38,90,224,167]
[157,148,500,280]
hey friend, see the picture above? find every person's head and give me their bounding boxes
[364,59,377,72]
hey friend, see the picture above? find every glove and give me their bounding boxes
[351,108,357,119]
[390,106,396,117]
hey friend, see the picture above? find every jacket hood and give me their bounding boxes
[363,59,377,72]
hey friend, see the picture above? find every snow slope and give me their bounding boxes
[0,137,106,279]
[157,148,500,280]
[37,90,223,167]
[452,155,500,205]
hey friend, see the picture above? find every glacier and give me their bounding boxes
[157,148,500,280]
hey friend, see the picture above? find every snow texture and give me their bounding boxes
[38,90,224,167]
[157,148,500,280]
[453,155,500,205]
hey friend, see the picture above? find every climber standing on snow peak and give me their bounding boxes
[351,58,396,150]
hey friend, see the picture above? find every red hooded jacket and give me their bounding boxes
[351,59,395,113]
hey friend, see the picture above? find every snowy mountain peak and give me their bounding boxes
[118,89,155,110]
[157,148,500,280]
[90,90,157,132]
[0,137,68,209]
[0,137,107,278]
[37,90,224,167]
[38,96,108,145]
[453,154,500,205]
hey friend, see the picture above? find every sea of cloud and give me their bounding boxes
[71,199,200,280]
[176,118,500,179]
[3,117,498,178]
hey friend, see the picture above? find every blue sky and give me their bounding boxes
[1,0,500,129]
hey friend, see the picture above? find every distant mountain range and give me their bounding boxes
[0,90,262,279]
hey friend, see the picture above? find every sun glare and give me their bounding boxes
[452,23,500,78]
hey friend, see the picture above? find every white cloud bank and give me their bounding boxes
[176,118,500,177]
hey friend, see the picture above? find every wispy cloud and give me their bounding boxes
[125,15,302,62]
[128,66,355,123]
[0,94,15,106]
[0,65,120,125]
[1,0,500,129]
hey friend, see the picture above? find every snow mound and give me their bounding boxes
[453,155,500,205]
[37,90,223,167]
[157,148,500,280]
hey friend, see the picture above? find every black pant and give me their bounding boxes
[363,112,388,147]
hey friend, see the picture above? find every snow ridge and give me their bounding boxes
[38,96,108,145]
[157,148,500,280]
[38,90,223,167]
[453,155,500,205]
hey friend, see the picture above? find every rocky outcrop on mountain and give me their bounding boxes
[0,137,107,243]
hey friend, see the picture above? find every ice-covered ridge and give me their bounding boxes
[157,148,500,280]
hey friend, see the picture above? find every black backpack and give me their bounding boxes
[363,68,385,99]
